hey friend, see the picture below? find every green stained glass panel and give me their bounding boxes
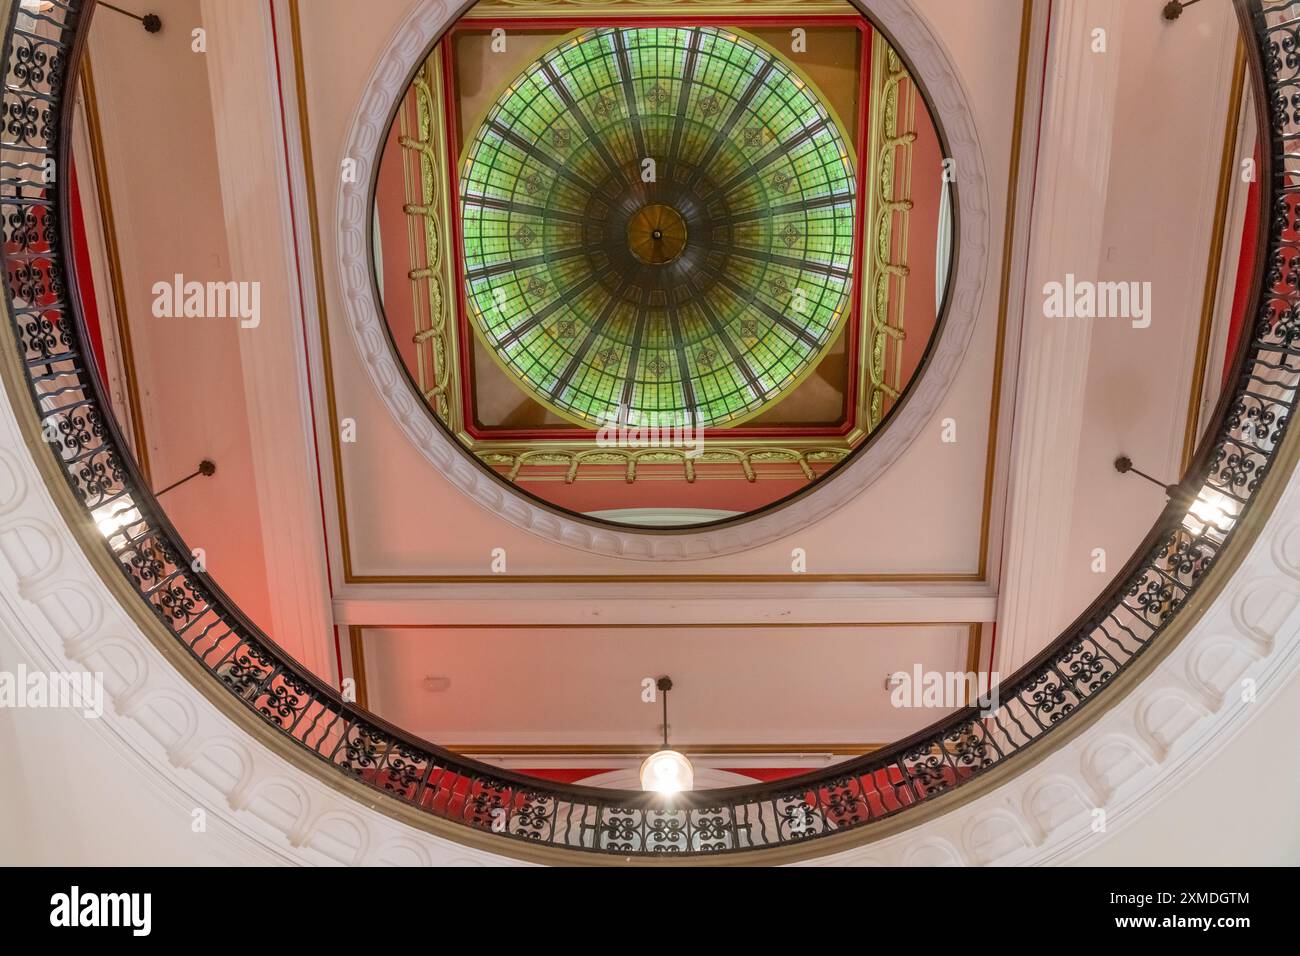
[460,26,857,429]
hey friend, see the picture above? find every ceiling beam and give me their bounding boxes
[331,584,997,628]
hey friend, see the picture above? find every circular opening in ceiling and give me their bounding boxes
[370,6,961,536]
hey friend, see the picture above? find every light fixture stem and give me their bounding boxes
[154,459,216,498]
[97,2,162,32]
[656,675,673,749]
[1127,464,1167,490]
[1114,455,1178,496]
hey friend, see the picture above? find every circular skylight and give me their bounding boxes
[458,26,857,429]
[373,11,955,533]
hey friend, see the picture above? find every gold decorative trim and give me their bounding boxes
[287,0,358,577]
[357,620,979,628]
[346,625,369,710]
[401,55,463,431]
[344,571,982,583]
[78,54,152,483]
[966,621,983,674]
[449,743,885,757]
[864,39,915,428]
[1181,39,1248,474]
[974,0,1034,579]
[480,444,850,484]
[464,0,858,15]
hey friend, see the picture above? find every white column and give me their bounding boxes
[199,0,336,681]
[995,0,1125,675]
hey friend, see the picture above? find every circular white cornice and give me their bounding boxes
[333,0,991,560]
[3,364,1299,864]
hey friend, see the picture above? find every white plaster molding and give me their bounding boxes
[198,0,337,680]
[2,347,1300,864]
[994,0,1124,674]
[331,0,992,560]
[584,508,740,527]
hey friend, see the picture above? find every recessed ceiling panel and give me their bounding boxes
[459,26,857,429]
[373,8,953,529]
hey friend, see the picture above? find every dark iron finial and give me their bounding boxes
[1162,0,1203,22]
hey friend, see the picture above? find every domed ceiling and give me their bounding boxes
[373,9,949,527]
[459,26,857,429]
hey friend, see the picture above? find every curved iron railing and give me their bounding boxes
[1,0,1293,857]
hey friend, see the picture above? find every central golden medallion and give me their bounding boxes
[627,203,688,265]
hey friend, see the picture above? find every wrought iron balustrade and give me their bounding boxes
[1,0,1295,857]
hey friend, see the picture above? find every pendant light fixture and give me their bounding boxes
[639,676,694,794]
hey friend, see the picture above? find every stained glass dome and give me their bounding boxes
[459,26,857,429]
